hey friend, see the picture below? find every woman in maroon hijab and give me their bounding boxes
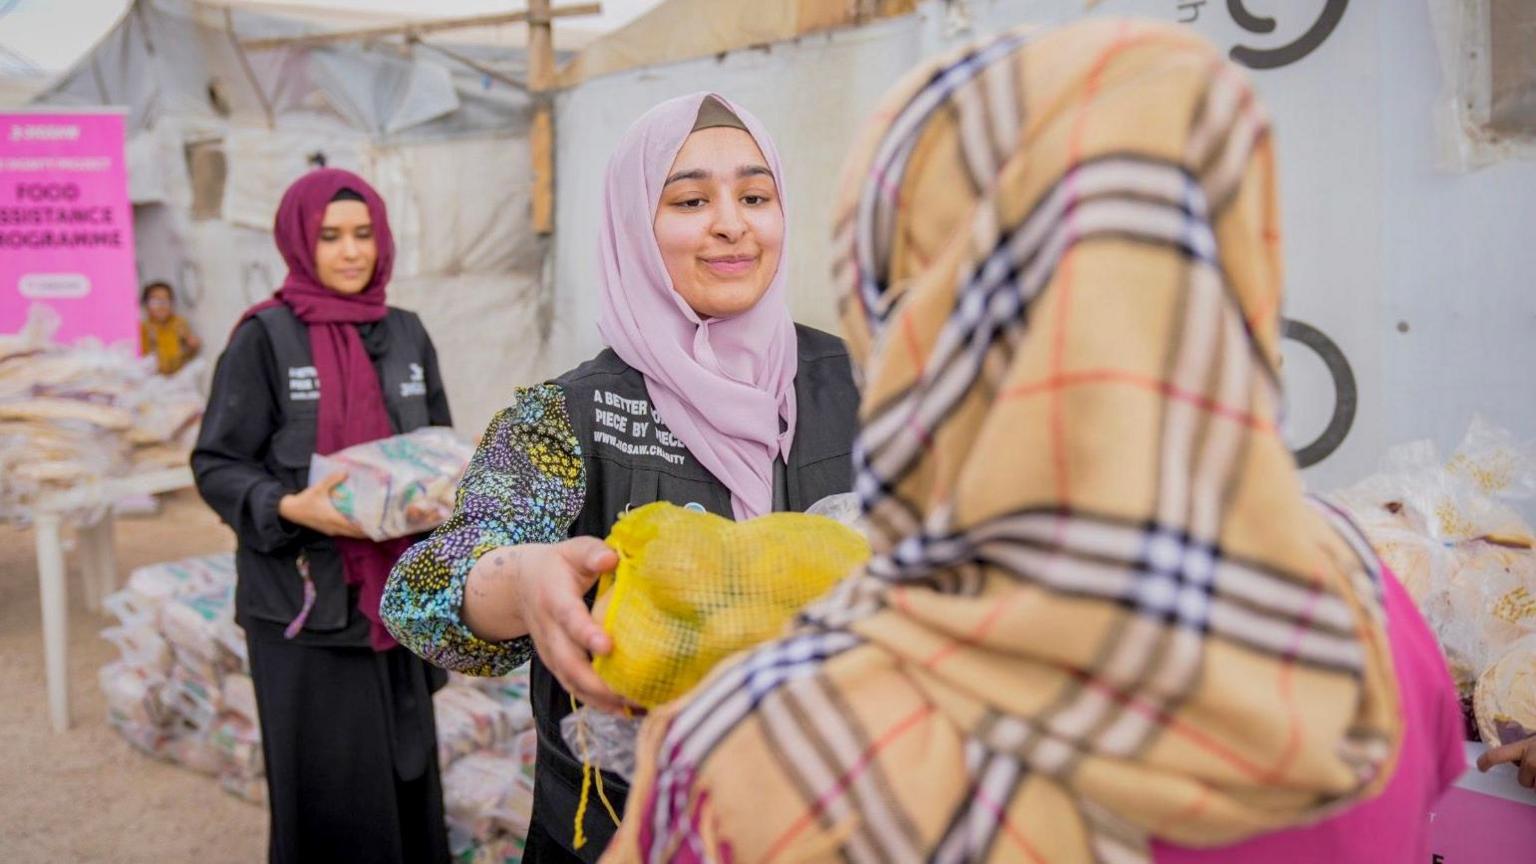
[193,169,452,864]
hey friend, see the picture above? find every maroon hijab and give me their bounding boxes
[242,168,407,651]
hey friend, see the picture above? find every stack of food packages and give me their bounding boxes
[1328,416,1536,747]
[97,552,263,800]
[99,553,539,861]
[0,303,204,521]
[437,668,539,864]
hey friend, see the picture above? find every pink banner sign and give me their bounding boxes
[0,110,138,346]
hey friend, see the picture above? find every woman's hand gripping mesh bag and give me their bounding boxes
[592,501,871,709]
[561,495,869,791]
[561,501,870,845]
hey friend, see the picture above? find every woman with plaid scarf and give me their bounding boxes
[602,18,1465,864]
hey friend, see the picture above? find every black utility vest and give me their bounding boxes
[237,305,434,638]
[530,324,860,859]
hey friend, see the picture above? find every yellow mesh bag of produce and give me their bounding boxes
[593,501,870,708]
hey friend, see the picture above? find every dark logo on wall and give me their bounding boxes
[1179,0,1349,70]
[1281,318,1357,469]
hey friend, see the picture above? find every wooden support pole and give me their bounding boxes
[528,0,556,92]
[240,4,601,52]
[532,105,554,234]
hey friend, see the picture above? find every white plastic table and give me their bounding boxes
[30,466,194,732]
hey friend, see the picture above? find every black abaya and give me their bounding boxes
[246,621,451,864]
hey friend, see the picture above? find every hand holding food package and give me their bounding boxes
[308,427,473,541]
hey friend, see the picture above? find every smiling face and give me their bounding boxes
[652,127,784,319]
[313,199,377,295]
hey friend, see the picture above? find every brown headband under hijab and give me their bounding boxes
[692,96,748,133]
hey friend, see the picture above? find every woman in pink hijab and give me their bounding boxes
[383,93,861,862]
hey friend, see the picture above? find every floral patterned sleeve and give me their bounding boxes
[383,384,585,676]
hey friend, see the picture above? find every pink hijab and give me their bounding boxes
[596,93,798,521]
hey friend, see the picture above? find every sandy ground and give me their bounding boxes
[0,490,267,862]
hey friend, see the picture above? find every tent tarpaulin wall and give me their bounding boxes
[392,272,549,436]
[32,0,550,435]
[36,0,535,142]
[550,0,1536,494]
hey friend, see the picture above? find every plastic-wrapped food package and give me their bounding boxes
[101,549,549,844]
[449,823,478,861]
[124,359,205,446]
[559,708,644,782]
[162,664,223,731]
[1440,543,1536,690]
[309,427,473,541]
[466,834,526,864]
[1476,635,1536,747]
[0,303,207,521]
[0,418,129,518]
[464,665,535,733]
[434,685,511,768]
[103,589,160,627]
[221,673,258,724]
[220,771,268,806]
[1330,418,1536,720]
[805,491,862,527]
[1334,427,1535,539]
[216,617,249,672]
[160,585,237,671]
[442,752,535,842]
[498,728,538,784]
[0,300,59,361]
[99,661,169,728]
[100,623,174,674]
[491,780,535,843]
[127,553,236,601]
[497,697,533,738]
[1448,416,1536,501]
[208,714,263,778]
[172,645,233,685]
[1370,527,1455,608]
[442,752,518,838]
[109,717,172,758]
[163,731,224,777]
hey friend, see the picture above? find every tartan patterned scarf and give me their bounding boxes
[604,19,1402,864]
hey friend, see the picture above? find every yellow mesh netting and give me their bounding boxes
[593,502,870,708]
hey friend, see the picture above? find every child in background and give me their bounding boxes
[139,281,201,375]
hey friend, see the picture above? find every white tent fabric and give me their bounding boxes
[0,0,132,106]
[391,272,551,435]
[220,130,370,228]
[371,134,540,277]
[550,0,1536,495]
[0,0,667,106]
[24,0,554,434]
[34,0,535,142]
